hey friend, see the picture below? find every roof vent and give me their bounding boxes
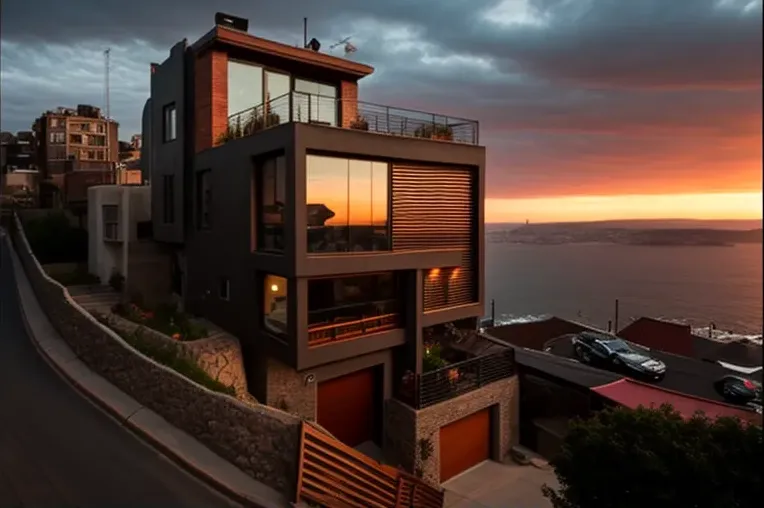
[215,12,249,32]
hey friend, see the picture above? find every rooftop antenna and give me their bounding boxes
[330,36,357,56]
[104,47,112,184]
[303,18,307,48]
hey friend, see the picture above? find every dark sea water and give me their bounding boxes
[485,242,763,337]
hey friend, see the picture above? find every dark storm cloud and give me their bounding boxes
[1,0,761,199]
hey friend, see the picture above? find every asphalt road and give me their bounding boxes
[545,334,744,404]
[0,233,241,508]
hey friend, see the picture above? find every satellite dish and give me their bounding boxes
[306,37,321,52]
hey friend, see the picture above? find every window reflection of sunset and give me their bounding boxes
[306,156,389,225]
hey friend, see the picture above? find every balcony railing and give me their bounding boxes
[398,349,516,409]
[224,91,479,145]
[307,299,400,347]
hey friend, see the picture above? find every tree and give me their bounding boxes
[542,404,762,508]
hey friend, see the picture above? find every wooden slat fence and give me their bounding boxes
[296,422,444,508]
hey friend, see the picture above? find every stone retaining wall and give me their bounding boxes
[105,313,251,399]
[10,215,300,497]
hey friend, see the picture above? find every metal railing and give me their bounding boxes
[398,349,516,409]
[224,91,480,145]
[307,299,400,347]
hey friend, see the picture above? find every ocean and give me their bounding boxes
[485,241,763,340]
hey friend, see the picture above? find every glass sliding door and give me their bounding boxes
[228,60,263,123]
[265,71,290,110]
[294,79,338,126]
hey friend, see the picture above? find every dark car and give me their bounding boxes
[714,374,762,409]
[571,332,667,381]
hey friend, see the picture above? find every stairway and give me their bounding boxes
[68,285,121,314]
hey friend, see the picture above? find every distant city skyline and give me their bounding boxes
[1,0,761,221]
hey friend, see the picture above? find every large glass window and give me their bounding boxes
[228,61,263,118]
[306,155,389,253]
[263,274,288,336]
[293,79,337,126]
[258,155,286,252]
[307,273,399,345]
[265,71,290,105]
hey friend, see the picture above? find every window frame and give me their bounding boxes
[162,174,175,224]
[102,204,120,241]
[195,169,212,230]
[163,103,177,143]
[219,277,230,301]
[256,154,286,253]
[305,154,392,255]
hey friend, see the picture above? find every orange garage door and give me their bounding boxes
[317,368,375,448]
[439,408,491,482]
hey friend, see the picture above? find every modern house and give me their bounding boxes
[142,12,516,484]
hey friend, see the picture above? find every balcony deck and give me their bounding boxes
[397,349,516,409]
[307,299,400,347]
[224,91,480,146]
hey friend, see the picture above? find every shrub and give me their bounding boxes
[542,404,763,508]
[24,212,88,264]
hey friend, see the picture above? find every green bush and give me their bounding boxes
[543,404,762,508]
[24,212,88,264]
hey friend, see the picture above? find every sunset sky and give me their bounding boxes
[1,0,761,222]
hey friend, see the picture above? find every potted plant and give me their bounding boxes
[414,123,453,141]
[349,115,369,131]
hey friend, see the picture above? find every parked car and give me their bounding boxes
[713,374,762,408]
[572,332,667,381]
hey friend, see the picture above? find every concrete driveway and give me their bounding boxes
[442,460,558,508]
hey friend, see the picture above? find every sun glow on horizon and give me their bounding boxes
[486,192,763,223]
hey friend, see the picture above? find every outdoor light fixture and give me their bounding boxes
[271,283,279,292]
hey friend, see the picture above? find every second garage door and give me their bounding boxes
[439,408,491,482]
[317,368,376,448]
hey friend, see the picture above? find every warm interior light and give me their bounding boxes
[429,268,440,278]
[450,267,460,278]
[270,284,279,292]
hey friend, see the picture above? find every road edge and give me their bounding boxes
[2,230,287,508]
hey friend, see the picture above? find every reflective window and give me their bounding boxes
[263,274,288,336]
[265,71,290,104]
[293,79,337,126]
[306,156,389,253]
[258,155,286,252]
[228,61,263,118]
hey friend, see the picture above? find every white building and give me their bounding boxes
[87,185,170,304]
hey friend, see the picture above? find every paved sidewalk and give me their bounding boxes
[443,461,558,508]
[1,230,288,508]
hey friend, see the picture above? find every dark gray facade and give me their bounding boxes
[148,40,188,244]
[142,24,486,403]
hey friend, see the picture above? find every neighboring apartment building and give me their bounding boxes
[1,131,39,204]
[33,105,119,207]
[143,13,503,483]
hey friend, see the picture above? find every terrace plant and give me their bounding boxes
[111,301,208,342]
[414,123,453,141]
[349,114,369,131]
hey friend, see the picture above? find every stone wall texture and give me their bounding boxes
[11,219,301,497]
[386,376,519,486]
[265,357,316,421]
[106,313,251,400]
